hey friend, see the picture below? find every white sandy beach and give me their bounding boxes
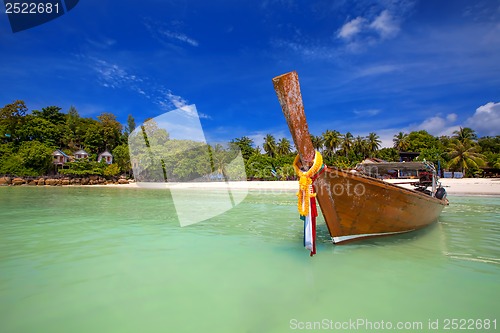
[95,178,500,196]
[439,178,500,195]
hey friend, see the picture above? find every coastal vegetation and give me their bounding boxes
[236,129,497,179]
[0,100,131,177]
[0,100,499,180]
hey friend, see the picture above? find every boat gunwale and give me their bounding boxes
[316,165,448,207]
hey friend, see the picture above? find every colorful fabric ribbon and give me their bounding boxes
[293,151,324,256]
[301,187,318,256]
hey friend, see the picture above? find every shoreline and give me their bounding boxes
[84,178,500,196]
[2,177,499,196]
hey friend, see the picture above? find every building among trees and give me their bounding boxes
[98,151,113,164]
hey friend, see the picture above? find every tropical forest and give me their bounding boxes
[1,100,499,180]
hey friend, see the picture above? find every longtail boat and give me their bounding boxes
[272,71,448,246]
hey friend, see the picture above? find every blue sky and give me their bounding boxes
[1,0,499,148]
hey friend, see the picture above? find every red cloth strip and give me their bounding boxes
[310,196,317,256]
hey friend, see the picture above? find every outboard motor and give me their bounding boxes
[435,187,447,200]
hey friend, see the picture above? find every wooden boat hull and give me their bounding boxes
[314,168,447,243]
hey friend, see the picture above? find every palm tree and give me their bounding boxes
[353,135,368,158]
[452,127,477,144]
[366,132,381,157]
[393,132,409,152]
[253,146,262,155]
[494,157,500,169]
[210,144,229,175]
[263,134,277,158]
[447,139,485,176]
[231,136,255,160]
[310,135,324,152]
[340,132,354,157]
[323,130,341,158]
[276,138,292,156]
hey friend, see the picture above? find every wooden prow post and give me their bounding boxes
[273,71,340,240]
[272,71,315,166]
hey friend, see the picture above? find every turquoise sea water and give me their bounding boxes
[1,187,499,333]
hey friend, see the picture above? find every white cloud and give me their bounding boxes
[359,105,497,149]
[411,113,460,136]
[159,30,199,47]
[466,102,500,136]
[247,134,265,150]
[370,10,400,39]
[355,64,400,77]
[247,130,289,150]
[144,19,199,48]
[337,8,406,52]
[347,104,497,149]
[159,91,211,119]
[353,109,381,117]
[92,59,145,93]
[86,37,116,50]
[446,113,458,122]
[153,106,207,142]
[86,56,196,115]
[337,17,366,40]
[165,91,188,109]
[375,128,400,148]
[415,116,449,134]
[271,38,338,60]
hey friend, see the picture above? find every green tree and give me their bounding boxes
[438,135,453,150]
[32,106,65,125]
[0,142,16,174]
[0,141,54,176]
[416,146,447,168]
[478,136,500,154]
[276,137,292,156]
[209,144,230,176]
[0,100,27,142]
[126,114,136,135]
[64,106,81,149]
[0,154,26,175]
[18,115,62,146]
[310,134,324,152]
[140,118,169,147]
[493,157,500,169]
[393,132,409,152]
[478,136,500,168]
[328,155,357,170]
[231,136,255,160]
[83,123,104,154]
[366,132,381,157]
[452,127,477,144]
[447,140,485,176]
[103,163,121,177]
[375,148,399,162]
[72,118,96,151]
[59,159,106,176]
[98,112,123,150]
[17,141,54,175]
[406,130,439,152]
[340,132,354,157]
[353,135,368,158]
[166,142,211,181]
[246,153,274,180]
[112,144,131,174]
[322,130,341,158]
[263,134,277,158]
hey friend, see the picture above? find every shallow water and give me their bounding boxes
[1,187,499,333]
